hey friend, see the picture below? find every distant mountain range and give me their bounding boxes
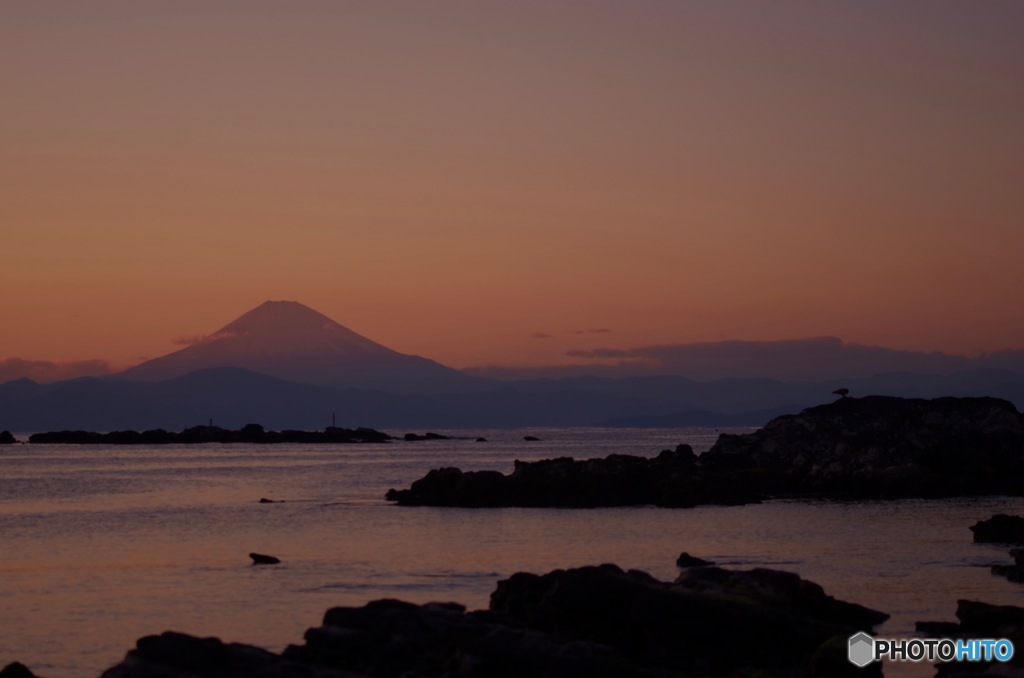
[2,301,1024,432]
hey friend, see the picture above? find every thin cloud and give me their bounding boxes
[531,332,554,340]
[173,331,237,346]
[566,348,630,359]
[0,358,113,384]
[561,337,1012,381]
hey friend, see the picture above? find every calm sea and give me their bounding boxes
[2,427,1023,678]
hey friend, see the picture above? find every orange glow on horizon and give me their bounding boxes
[2,2,1022,370]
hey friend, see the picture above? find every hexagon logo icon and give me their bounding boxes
[848,632,875,667]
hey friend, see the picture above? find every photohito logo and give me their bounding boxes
[848,632,1014,666]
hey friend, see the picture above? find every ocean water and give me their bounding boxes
[1,427,1023,678]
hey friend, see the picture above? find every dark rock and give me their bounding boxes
[290,598,622,677]
[99,631,343,678]
[971,515,1024,584]
[523,436,540,441]
[249,552,281,565]
[28,425,392,445]
[918,599,1024,676]
[990,563,1024,581]
[258,497,278,504]
[971,514,1024,543]
[0,430,16,445]
[704,396,1024,499]
[0,663,38,678]
[489,563,887,676]
[389,397,1024,508]
[403,432,451,441]
[100,562,887,677]
[476,437,487,442]
[386,446,761,509]
[675,552,713,568]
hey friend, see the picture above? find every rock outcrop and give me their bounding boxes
[389,397,1024,508]
[101,563,887,677]
[0,430,16,444]
[386,445,761,508]
[99,632,345,678]
[971,514,1024,584]
[705,395,1024,498]
[917,600,1024,676]
[971,514,1024,543]
[675,551,713,567]
[402,432,451,441]
[28,424,391,445]
[0,663,39,678]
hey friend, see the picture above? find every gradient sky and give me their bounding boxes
[3,1,1023,371]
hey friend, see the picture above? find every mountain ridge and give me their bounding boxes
[118,300,485,394]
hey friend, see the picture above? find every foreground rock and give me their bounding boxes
[102,563,887,677]
[0,663,38,678]
[386,444,762,508]
[100,632,347,678]
[388,397,1024,508]
[0,430,16,444]
[676,551,714,567]
[917,600,1024,676]
[971,514,1024,585]
[28,424,391,445]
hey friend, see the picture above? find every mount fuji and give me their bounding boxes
[118,301,484,393]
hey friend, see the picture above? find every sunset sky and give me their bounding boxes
[3,1,1022,373]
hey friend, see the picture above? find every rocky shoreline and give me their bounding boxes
[389,396,1024,507]
[7,558,890,677]
[25,424,392,445]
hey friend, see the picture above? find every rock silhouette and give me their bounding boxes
[386,444,760,508]
[389,397,1024,508]
[249,553,281,565]
[918,600,1024,675]
[100,563,887,677]
[0,663,38,678]
[676,551,714,567]
[0,430,16,445]
[971,514,1024,584]
[971,514,1024,542]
